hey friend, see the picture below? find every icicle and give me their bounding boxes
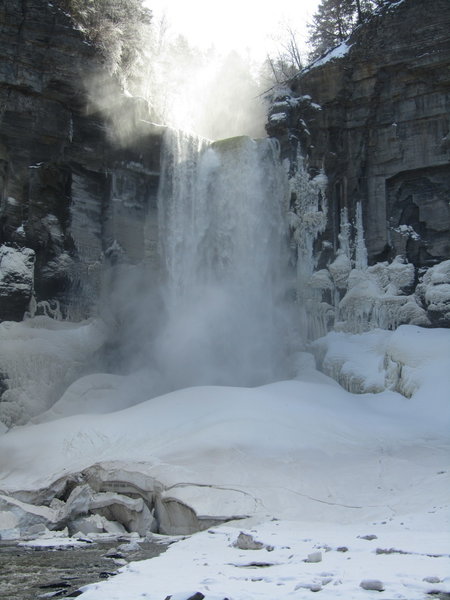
[354,202,368,270]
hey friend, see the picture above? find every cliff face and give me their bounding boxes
[269,0,450,269]
[0,0,161,320]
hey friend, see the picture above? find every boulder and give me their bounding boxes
[0,246,35,320]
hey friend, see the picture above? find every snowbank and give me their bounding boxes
[312,325,450,432]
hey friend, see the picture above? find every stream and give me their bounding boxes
[0,537,169,599]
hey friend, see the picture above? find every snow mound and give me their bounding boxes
[313,325,450,430]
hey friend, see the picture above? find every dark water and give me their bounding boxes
[0,538,168,599]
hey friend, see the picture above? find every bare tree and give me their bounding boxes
[266,24,303,84]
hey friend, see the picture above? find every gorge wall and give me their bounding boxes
[0,0,162,321]
[267,0,450,331]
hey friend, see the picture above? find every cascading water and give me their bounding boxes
[153,128,292,389]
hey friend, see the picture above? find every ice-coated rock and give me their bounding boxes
[295,582,322,592]
[0,245,35,321]
[0,508,20,539]
[416,260,450,326]
[0,493,61,536]
[118,540,141,552]
[157,484,253,535]
[233,532,264,550]
[90,491,155,536]
[305,551,322,563]
[423,576,441,584]
[360,579,385,591]
[70,514,107,535]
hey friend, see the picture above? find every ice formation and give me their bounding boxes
[0,317,107,425]
[298,199,440,337]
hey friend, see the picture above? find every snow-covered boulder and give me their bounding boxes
[0,245,35,321]
[416,260,450,326]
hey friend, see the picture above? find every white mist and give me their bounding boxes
[152,129,292,390]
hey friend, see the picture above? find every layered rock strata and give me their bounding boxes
[268,0,450,269]
[267,0,450,330]
[0,0,162,321]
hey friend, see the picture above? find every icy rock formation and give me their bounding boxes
[0,245,35,321]
[0,317,107,427]
[337,257,428,334]
[296,201,440,337]
[312,325,450,399]
[0,462,246,539]
[416,260,450,326]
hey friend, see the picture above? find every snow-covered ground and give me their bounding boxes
[0,324,449,599]
[77,520,450,600]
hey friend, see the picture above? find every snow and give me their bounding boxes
[0,245,34,294]
[76,520,450,600]
[268,112,287,122]
[306,41,352,71]
[0,311,448,599]
[19,536,89,548]
[417,260,450,320]
[313,325,450,428]
[393,224,421,241]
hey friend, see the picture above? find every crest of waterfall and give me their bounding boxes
[155,128,292,389]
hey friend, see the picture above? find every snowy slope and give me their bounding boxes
[0,325,449,599]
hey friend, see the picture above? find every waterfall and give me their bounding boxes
[154,128,292,389]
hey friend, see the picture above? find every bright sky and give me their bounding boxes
[144,0,320,61]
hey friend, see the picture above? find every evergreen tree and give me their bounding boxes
[56,0,152,83]
[307,0,380,61]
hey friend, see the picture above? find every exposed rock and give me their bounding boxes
[0,0,162,321]
[268,0,450,331]
[274,0,450,269]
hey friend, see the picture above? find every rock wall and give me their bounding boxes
[268,0,450,269]
[0,0,162,321]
